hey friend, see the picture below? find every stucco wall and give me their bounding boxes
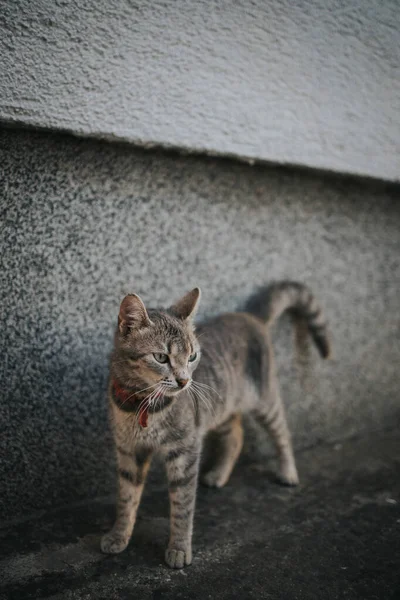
[0,0,399,181]
[1,128,399,523]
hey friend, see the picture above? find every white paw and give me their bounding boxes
[165,546,192,569]
[101,531,130,554]
[201,469,228,488]
[279,462,299,486]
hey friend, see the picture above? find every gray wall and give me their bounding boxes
[1,128,399,523]
[1,0,399,181]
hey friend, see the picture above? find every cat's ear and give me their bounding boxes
[170,287,201,320]
[118,294,152,334]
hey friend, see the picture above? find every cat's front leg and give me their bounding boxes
[164,441,201,568]
[101,446,152,554]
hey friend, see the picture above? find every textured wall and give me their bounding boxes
[1,0,399,181]
[1,128,399,523]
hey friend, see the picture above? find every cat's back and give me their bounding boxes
[196,310,268,365]
[198,309,265,337]
[193,311,271,418]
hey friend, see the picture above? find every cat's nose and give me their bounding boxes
[176,378,189,389]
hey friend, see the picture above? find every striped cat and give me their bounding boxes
[101,281,331,568]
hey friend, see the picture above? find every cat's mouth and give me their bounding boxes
[162,381,191,397]
[163,387,185,397]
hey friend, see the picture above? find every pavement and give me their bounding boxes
[1,430,399,600]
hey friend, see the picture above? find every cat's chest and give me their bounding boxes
[113,406,171,449]
[132,416,165,445]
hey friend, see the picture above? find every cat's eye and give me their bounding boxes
[188,352,197,363]
[153,353,169,364]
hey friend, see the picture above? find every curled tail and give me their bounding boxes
[244,281,331,359]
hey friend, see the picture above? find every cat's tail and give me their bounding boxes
[244,281,331,359]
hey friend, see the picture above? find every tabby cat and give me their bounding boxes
[101,281,330,568]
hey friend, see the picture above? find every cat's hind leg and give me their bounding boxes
[253,385,299,486]
[201,413,244,488]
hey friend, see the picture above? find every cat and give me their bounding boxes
[101,281,331,568]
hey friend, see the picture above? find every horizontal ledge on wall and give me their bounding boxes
[1,117,398,186]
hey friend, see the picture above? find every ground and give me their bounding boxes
[1,430,399,600]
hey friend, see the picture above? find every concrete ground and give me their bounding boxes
[1,430,399,600]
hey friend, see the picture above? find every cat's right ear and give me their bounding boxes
[170,287,201,320]
[118,294,153,334]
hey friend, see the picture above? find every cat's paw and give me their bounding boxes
[201,469,228,488]
[165,546,192,569]
[101,531,130,554]
[278,462,299,487]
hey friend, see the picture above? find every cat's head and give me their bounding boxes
[112,288,201,399]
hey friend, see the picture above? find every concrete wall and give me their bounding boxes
[1,127,399,522]
[1,0,399,181]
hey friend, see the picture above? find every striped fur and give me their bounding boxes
[101,282,331,568]
[244,281,331,359]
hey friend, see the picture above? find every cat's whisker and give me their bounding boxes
[187,387,199,421]
[190,382,217,410]
[195,394,214,418]
[136,396,150,415]
[152,385,164,411]
[120,382,159,406]
[190,385,215,417]
[191,380,214,391]
[186,387,195,415]
[153,395,161,414]
[154,384,168,414]
[192,380,221,399]
[136,386,160,415]
[137,395,155,421]
[150,385,171,428]
[194,331,207,340]
[191,381,214,400]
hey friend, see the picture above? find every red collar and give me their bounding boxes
[112,379,150,428]
[112,379,133,403]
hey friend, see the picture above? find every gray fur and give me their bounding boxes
[102,281,331,568]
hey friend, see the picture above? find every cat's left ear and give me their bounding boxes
[170,287,201,320]
[118,294,153,334]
